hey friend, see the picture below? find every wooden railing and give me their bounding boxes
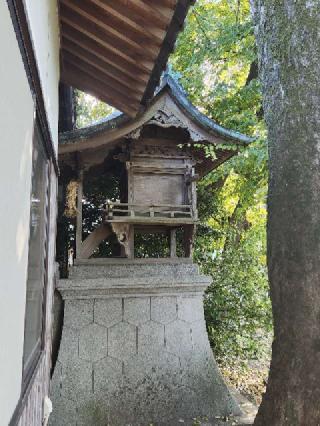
[104,201,194,220]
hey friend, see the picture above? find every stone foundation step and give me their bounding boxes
[59,260,210,299]
[69,258,199,279]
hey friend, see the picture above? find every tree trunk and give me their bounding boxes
[251,1,320,424]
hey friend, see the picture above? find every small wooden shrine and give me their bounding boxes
[52,75,253,426]
[59,74,251,261]
[104,133,198,259]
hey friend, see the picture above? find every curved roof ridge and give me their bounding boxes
[165,74,253,145]
[60,109,130,144]
[59,74,253,146]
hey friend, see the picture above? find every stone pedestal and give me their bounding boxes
[50,259,240,425]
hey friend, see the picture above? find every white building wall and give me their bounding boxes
[0,2,60,425]
[24,0,60,151]
[0,3,34,425]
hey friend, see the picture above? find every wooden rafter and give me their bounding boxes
[62,53,142,101]
[62,60,141,107]
[100,0,173,30]
[62,78,136,117]
[78,0,163,47]
[146,0,177,9]
[141,0,177,20]
[90,0,166,42]
[61,0,162,52]
[60,4,155,69]
[62,26,150,81]
[59,0,193,116]
[62,64,139,117]
[61,39,146,93]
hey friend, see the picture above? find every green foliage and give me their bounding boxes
[74,90,114,128]
[171,0,260,135]
[135,233,170,258]
[196,209,272,361]
[82,162,123,257]
[171,0,272,362]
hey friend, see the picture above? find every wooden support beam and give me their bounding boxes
[105,217,195,225]
[79,223,111,259]
[76,168,83,259]
[190,168,198,220]
[90,0,166,43]
[170,228,177,258]
[128,226,135,260]
[61,40,145,94]
[183,224,195,258]
[63,54,142,102]
[111,223,135,258]
[61,67,138,116]
[60,3,156,67]
[62,25,149,82]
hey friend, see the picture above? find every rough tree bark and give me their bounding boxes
[251,1,320,425]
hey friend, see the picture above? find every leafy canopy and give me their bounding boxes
[74,90,114,128]
[171,0,271,362]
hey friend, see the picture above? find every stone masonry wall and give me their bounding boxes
[50,261,240,425]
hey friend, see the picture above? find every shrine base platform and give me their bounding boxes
[50,259,240,425]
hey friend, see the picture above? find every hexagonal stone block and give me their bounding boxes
[58,327,79,364]
[165,319,192,359]
[124,297,150,325]
[77,398,110,426]
[94,356,123,395]
[177,296,204,323]
[108,322,136,361]
[191,320,211,352]
[124,351,179,384]
[51,361,62,398]
[138,320,165,355]
[79,323,108,362]
[64,299,93,329]
[49,397,78,426]
[60,359,92,400]
[151,296,177,324]
[94,298,122,327]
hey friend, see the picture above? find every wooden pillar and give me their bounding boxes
[191,168,198,220]
[127,225,135,259]
[170,228,177,258]
[76,168,83,259]
[183,224,195,258]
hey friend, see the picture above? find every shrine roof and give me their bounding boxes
[59,74,254,154]
[59,0,194,116]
